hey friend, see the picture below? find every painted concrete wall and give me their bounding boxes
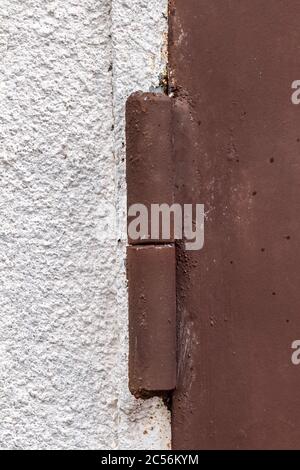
[0,0,169,449]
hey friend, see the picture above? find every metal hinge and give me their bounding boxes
[126,92,177,399]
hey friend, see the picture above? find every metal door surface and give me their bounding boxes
[170,0,300,450]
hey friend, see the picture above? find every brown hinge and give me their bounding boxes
[126,92,177,399]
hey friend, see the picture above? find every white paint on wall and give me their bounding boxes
[0,0,169,449]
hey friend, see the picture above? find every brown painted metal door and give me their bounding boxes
[170,0,300,449]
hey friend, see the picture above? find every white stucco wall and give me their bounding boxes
[0,0,169,449]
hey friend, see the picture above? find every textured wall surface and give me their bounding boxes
[0,0,169,449]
